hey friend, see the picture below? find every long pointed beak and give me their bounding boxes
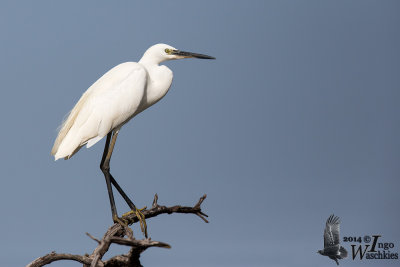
[172,50,215,59]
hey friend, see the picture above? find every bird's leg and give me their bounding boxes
[100,132,119,222]
[109,174,148,235]
[110,175,148,238]
[103,130,137,210]
[100,131,131,237]
[100,130,148,238]
[109,174,137,210]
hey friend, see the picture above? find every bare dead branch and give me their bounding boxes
[110,236,171,249]
[90,224,125,267]
[86,233,101,244]
[27,194,207,267]
[152,193,159,208]
[103,254,130,267]
[26,252,92,267]
[123,194,209,225]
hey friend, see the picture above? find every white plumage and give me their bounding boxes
[52,43,214,160]
[50,43,214,232]
[51,44,176,160]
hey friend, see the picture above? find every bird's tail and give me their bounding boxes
[334,258,339,265]
[53,129,83,160]
[338,246,348,259]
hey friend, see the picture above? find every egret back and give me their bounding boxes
[51,62,147,160]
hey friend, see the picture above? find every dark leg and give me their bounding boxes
[100,132,118,221]
[110,174,137,211]
[100,130,137,211]
[99,130,148,237]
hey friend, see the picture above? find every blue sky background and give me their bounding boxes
[0,1,399,266]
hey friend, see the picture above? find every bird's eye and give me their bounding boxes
[165,48,171,54]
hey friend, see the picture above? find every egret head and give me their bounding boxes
[140,43,215,65]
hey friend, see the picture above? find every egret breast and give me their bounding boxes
[137,65,173,113]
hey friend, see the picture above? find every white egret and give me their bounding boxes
[51,43,215,236]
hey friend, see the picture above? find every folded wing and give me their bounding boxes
[51,62,147,160]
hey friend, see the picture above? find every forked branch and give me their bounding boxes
[26,194,208,267]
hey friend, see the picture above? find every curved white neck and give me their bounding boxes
[137,63,173,113]
[139,50,168,66]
